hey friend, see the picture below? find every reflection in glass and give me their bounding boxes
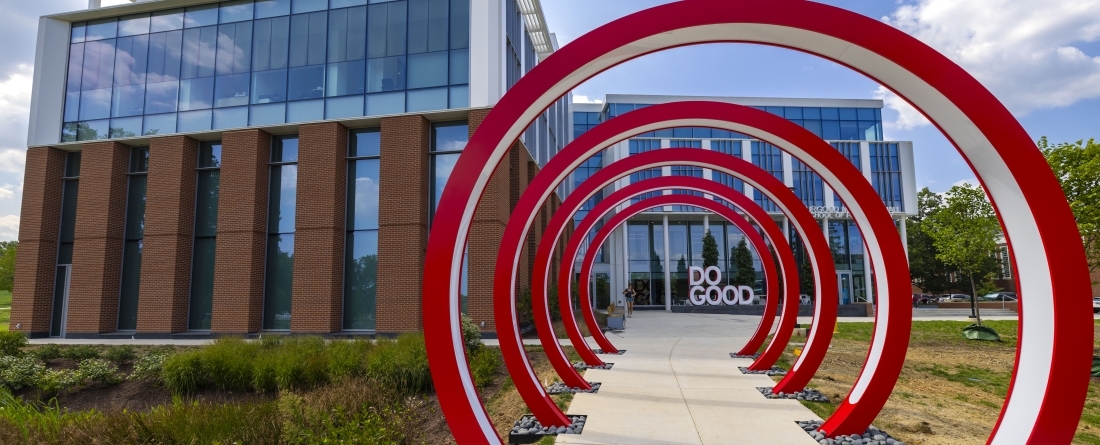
[263,234,294,329]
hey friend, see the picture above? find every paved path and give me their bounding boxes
[557,311,821,444]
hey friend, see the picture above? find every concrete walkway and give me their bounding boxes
[557,311,820,444]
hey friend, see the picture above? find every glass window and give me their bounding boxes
[449,85,467,108]
[348,158,380,230]
[838,108,858,120]
[110,116,143,138]
[325,95,364,118]
[145,81,179,115]
[326,60,366,96]
[212,106,248,129]
[450,0,469,49]
[289,12,328,67]
[255,0,291,18]
[264,135,299,330]
[112,85,145,117]
[143,113,176,135]
[118,14,151,37]
[80,88,112,121]
[407,51,447,88]
[214,73,251,107]
[252,69,288,103]
[332,0,368,6]
[147,30,184,83]
[216,22,253,75]
[184,4,219,28]
[253,17,291,71]
[181,26,217,79]
[220,0,255,23]
[118,147,149,331]
[292,0,328,13]
[352,128,380,157]
[328,7,367,62]
[367,56,405,92]
[368,1,407,58]
[83,39,117,91]
[449,49,468,85]
[406,87,446,112]
[250,102,286,125]
[179,77,215,110]
[114,35,150,87]
[287,98,324,122]
[344,230,377,329]
[151,9,185,32]
[178,109,212,132]
[409,0,449,54]
[366,91,404,115]
[72,23,87,43]
[86,18,118,41]
[288,65,325,100]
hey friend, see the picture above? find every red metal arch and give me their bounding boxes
[564,175,800,361]
[425,1,1091,443]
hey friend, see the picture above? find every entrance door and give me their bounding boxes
[837,271,853,306]
[50,265,71,338]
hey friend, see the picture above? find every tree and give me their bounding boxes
[0,241,15,292]
[701,229,719,268]
[768,244,783,303]
[731,239,756,287]
[1040,137,1100,274]
[925,183,1000,325]
[906,188,955,295]
[799,249,815,297]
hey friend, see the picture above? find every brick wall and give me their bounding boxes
[11,147,66,336]
[212,129,270,333]
[66,141,130,334]
[466,110,511,332]
[291,122,348,333]
[376,115,430,333]
[135,136,199,334]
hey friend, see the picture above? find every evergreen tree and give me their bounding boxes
[701,229,719,268]
[732,239,756,287]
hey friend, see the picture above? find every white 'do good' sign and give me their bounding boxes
[689,266,754,306]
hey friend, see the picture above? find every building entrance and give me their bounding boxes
[837,270,853,305]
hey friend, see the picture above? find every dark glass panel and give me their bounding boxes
[114,35,150,87]
[327,7,367,62]
[409,0,448,54]
[214,73,251,107]
[366,56,405,92]
[215,22,253,75]
[407,51,447,88]
[117,239,142,330]
[368,1,407,58]
[145,81,179,114]
[181,26,218,79]
[147,30,184,83]
[287,65,325,100]
[82,39,117,91]
[326,60,366,97]
[263,234,294,329]
[289,12,327,67]
[348,158,380,230]
[252,69,287,103]
[432,122,468,152]
[195,170,220,238]
[59,180,79,244]
[179,77,215,110]
[200,142,223,168]
[344,230,377,330]
[188,236,216,329]
[269,169,297,231]
[112,85,146,117]
[351,129,380,157]
[253,16,291,71]
[450,0,469,49]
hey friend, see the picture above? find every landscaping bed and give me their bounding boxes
[768,320,1100,445]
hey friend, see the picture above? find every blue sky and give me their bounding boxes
[541,0,1100,193]
[0,0,1094,240]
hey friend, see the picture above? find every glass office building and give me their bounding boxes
[571,95,917,310]
[16,0,570,338]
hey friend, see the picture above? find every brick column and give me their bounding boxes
[377,115,429,333]
[291,122,347,333]
[466,110,511,333]
[11,147,66,336]
[212,129,270,333]
[136,136,198,334]
[66,141,130,335]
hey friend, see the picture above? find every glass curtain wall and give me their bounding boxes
[751,141,783,212]
[189,141,221,330]
[628,139,661,205]
[118,147,149,330]
[626,222,665,307]
[831,142,861,208]
[345,128,380,330]
[52,152,82,337]
[264,134,298,329]
[63,0,471,142]
[604,104,882,141]
[870,143,903,211]
[429,121,468,310]
[791,157,824,207]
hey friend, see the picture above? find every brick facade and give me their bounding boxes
[13,108,569,337]
[136,136,199,334]
[211,129,271,333]
[11,147,66,336]
[291,122,348,333]
[376,115,430,333]
[66,141,130,334]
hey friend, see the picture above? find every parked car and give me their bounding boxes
[983,292,1017,301]
[912,293,934,305]
[942,294,971,302]
[1093,297,1100,314]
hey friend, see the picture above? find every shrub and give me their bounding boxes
[103,346,136,363]
[129,352,170,383]
[326,339,372,380]
[0,356,45,391]
[35,369,84,395]
[251,353,279,393]
[365,334,431,395]
[516,289,534,325]
[161,351,204,395]
[468,347,501,388]
[0,332,27,357]
[77,359,120,388]
[201,338,257,392]
[461,314,482,353]
[274,337,329,392]
[30,344,61,361]
[60,345,100,361]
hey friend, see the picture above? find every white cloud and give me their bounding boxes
[573,94,604,104]
[953,178,980,188]
[0,185,16,201]
[0,215,18,240]
[884,0,1100,115]
[873,86,931,130]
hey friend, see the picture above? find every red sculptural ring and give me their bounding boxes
[424,1,1091,443]
[564,175,799,360]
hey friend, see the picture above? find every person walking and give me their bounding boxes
[622,286,635,317]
